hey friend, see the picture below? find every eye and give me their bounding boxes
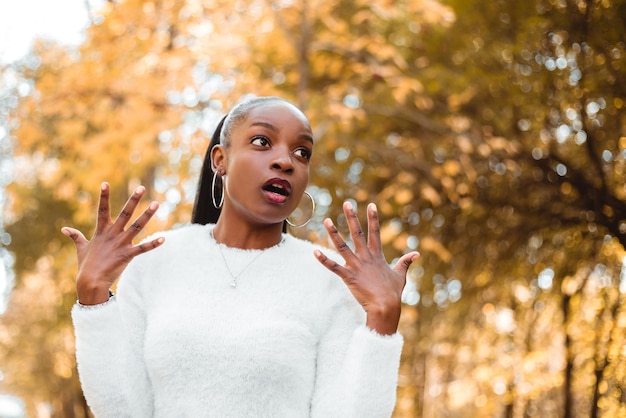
[251,136,270,147]
[294,147,312,160]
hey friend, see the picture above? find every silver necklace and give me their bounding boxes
[211,230,284,288]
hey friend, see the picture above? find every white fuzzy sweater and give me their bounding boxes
[72,223,404,418]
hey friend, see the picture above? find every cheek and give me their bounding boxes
[225,157,261,191]
[301,163,311,180]
[292,172,310,201]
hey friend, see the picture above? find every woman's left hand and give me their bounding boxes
[314,202,420,335]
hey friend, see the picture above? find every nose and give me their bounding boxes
[271,146,294,173]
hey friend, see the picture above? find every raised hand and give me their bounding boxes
[62,182,165,305]
[314,202,419,335]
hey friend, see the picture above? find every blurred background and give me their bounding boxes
[0,0,625,417]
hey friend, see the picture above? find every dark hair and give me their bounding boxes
[191,96,296,230]
[191,114,226,225]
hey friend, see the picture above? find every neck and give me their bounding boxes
[212,216,285,250]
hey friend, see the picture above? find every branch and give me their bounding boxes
[362,104,449,135]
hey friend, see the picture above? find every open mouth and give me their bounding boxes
[261,178,291,203]
[263,183,289,196]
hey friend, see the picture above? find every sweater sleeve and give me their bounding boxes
[310,289,404,418]
[71,261,154,417]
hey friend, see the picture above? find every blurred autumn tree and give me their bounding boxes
[189,0,626,416]
[1,0,199,415]
[1,0,625,417]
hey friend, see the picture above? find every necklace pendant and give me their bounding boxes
[230,281,237,288]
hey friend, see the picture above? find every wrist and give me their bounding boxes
[365,303,401,336]
[76,280,114,305]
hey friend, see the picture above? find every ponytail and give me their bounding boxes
[191,115,227,225]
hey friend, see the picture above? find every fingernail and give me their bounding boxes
[135,185,145,194]
[101,182,107,191]
[369,203,377,212]
[149,201,158,210]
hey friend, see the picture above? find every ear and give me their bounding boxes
[211,144,227,173]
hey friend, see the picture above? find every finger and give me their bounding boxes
[129,236,166,257]
[122,201,159,240]
[323,218,357,264]
[313,248,350,279]
[61,227,88,246]
[61,227,90,261]
[343,201,367,254]
[113,186,146,231]
[95,182,111,235]
[392,252,420,277]
[366,203,383,257]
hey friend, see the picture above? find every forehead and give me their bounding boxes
[242,102,312,133]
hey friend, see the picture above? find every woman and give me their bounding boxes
[64,96,419,417]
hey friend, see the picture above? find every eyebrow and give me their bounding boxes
[250,121,314,144]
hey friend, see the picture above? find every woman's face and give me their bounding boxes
[214,102,314,226]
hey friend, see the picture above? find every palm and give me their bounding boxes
[314,202,419,334]
[62,182,164,304]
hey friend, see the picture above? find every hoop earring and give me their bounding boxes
[211,171,224,209]
[287,191,315,228]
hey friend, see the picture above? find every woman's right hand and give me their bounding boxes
[62,182,165,305]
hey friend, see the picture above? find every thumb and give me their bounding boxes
[61,227,88,249]
[393,252,420,277]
